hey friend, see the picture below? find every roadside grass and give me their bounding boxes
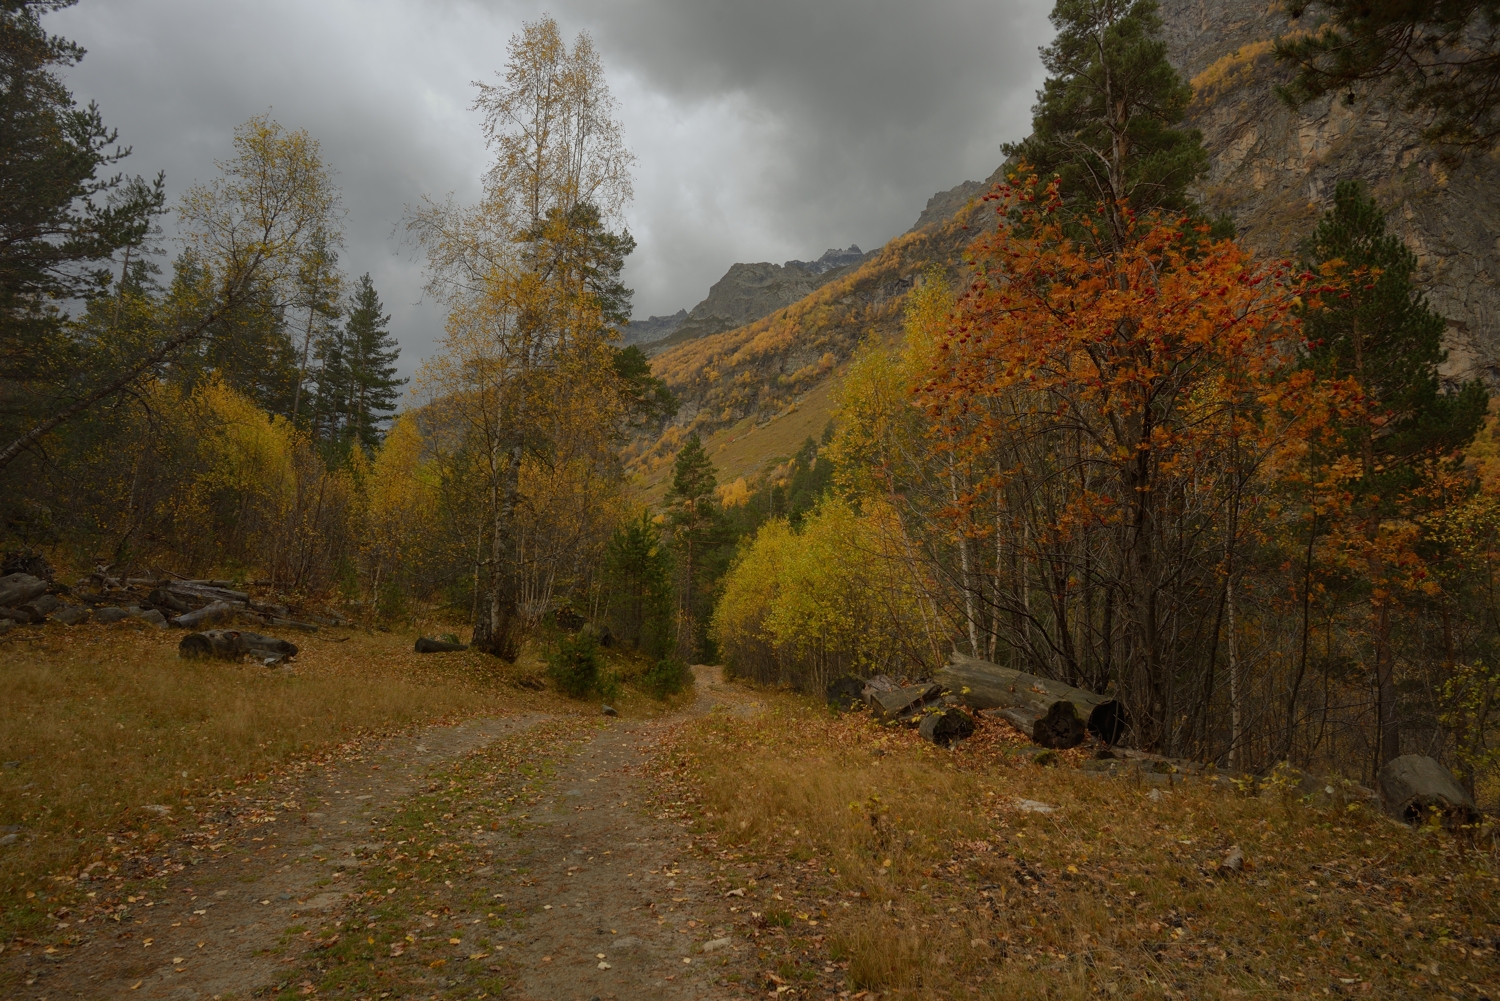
[0,621,565,939]
[651,698,1500,1000]
[275,715,599,1000]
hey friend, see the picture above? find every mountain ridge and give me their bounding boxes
[632,0,1500,489]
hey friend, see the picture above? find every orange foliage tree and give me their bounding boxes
[915,173,1335,752]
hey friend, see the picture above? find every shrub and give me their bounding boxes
[642,656,691,699]
[547,632,601,698]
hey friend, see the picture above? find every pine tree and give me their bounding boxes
[1004,0,1211,244]
[666,433,719,658]
[318,273,404,455]
[1304,181,1487,479]
[604,510,675,660]
[1303,180,1488,767]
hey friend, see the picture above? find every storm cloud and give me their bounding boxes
[50,0,1053,375]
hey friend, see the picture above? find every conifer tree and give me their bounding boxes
[1303,180,1487,766]
[1004,0,1210,245]
[326,273,404,453]
[666,433,719,657]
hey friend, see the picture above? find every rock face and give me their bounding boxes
[1163,0,1500,385]
[625,246,871,356]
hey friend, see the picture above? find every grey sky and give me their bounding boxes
[50,0,1053,376]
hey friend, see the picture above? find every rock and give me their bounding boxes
[18,593,58,620]
[0,573,48,608]
[51,605,90,625]
[919,707,976,746]
[133,608,167,628]
[414,637,466,653]
[141,804,171,815]
[1014,799,1055,814]
[1018,746,1058,767]
[700,936,733,953]
[0,833,17,846]
[1378,754,1480,829]
[93,606,132,624]
[1219,846,1244,874]
[581,622,615,648]
[0,620,11,637]
[601,705,618,717]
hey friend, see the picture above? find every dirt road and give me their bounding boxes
[15,666,764,1000]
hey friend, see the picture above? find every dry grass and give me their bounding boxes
[0,619,598,937]
[653,697,1500,1000]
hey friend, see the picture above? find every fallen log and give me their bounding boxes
[936,653,1127,748]
[148,588,196,614]
[170,600,237,629]
[179,629,298,665]
[919,707,975,746]
[415,637,466,653]
[1378,754,1480,829]
[0,573,48,609]
[164,583,249,606]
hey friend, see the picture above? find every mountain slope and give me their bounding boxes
[638,0,1500,488]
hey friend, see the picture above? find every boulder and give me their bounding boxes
[94,606,132,624]
[134,608,167,628]
[0,573,48,609]
[51,605,91,626]
[19,593,59,619]
[1378,754,1480,829]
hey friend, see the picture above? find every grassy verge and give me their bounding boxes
[0,620,549,939]
[650,697,1500,1000]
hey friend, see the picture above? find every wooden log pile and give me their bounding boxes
[936,653,1127,749]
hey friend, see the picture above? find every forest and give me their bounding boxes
[3,0,1500,813]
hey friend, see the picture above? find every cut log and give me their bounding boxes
[872,683,943,722]
[170,601,236,629]
[936,653,1127,748]
[415,637,466,654]
[0,573,48,609]
[919,707,975,746]
[826,675,867,710]
[1378,754,1480,829]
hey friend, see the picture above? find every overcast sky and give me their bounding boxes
[51,0,1053,376]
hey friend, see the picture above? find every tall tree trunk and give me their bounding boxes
[474,439,524,661]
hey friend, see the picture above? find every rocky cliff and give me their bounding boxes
[626,246,872,356]
[1165,0,1500,385]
